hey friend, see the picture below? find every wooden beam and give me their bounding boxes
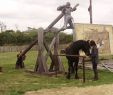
[34,30,48,73]
[44,28,65,63]
[54,54,86,58]
[102,63,113,72]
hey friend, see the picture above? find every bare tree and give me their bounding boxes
[0,21,6,32]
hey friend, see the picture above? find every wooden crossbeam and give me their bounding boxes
[102,63,113,72]
[54,54,86,58]
[44,28,65,63]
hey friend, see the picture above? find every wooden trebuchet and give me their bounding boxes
[16,3,79,74]
[18,3,79,58]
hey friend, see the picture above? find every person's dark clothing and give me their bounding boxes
[90,45,99,80]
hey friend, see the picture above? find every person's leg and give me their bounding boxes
[68,18,74,29]
[62,16,68,29]
[92,58,98,80]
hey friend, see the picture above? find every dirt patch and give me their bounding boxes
[25,84,113,95]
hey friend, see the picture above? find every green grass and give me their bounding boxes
[0,51,113,95]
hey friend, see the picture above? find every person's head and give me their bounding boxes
[66,2,71,7]
[90,40,96,46]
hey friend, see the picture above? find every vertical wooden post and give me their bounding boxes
[53,34,59,71]
[54,34,65,72]
[34,29,48,73]
[83,57,85,83]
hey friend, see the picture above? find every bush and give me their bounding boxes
[0,29,73,46]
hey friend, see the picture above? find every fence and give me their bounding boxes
[0,44,67,53]
[0,45,38,52]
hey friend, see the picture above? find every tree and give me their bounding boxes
[0,21,6,32]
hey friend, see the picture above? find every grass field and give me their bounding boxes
[0,51,113,95]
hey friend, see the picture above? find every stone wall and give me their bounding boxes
[73,23,113,54]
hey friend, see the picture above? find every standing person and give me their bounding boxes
[15,50,26,69]
[57,2,77,29]
[90,40,99,80]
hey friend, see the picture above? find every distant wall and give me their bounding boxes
[73,23,113,54]
[0,45,38,52]
[0,44,67,53]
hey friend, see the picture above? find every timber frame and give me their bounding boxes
[17,4,79,75]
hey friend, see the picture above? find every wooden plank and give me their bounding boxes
[43,40,55,69]
[44,28,65,64]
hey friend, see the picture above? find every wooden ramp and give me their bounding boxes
[102,61,113,72]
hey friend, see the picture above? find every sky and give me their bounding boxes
[0,0,113,31]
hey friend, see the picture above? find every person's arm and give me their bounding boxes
[57,5,66,11]
[72,7,76,11]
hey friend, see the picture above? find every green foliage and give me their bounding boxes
[0,28,73,46]
[44,32,55,44]
[0,30,16,45]
[59,32,73,44]
[0,30,37,46]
